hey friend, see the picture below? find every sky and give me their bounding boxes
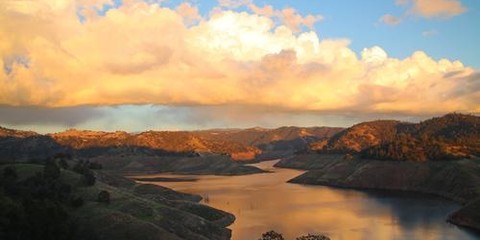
[0,0,479,133]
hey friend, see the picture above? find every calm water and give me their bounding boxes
[136,160,480,240]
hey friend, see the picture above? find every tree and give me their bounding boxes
[296,234,331,240]
[88,161,103,170]
[258,230,285,240]
[82,170,96,186]
[3,166,18,180]
[58,158,69,170]
[43,159,61,180]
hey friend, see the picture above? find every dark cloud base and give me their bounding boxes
[0,105,105,128]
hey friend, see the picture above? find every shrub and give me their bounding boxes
[82,171,96,186]
[70,196,84,208]
[97,190,111,204]
[88,161,103,170]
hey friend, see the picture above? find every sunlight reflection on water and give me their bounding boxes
[136,160,480,240]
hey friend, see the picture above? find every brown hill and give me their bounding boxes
[0,126,38,138]
[49,129,260,161]
[313,113,480,161]
[195,126,343,160]
[0,126,341,163]
[316,120,404,153]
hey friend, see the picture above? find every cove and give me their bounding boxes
[136,160,480,240]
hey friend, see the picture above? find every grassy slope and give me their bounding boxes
[1,164,234,240]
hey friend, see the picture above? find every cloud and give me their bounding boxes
[0,0,478,116]
[176,2,202,25]
[396,0,467,18]
[379,14,402,25]
[217,0,251,9]
[247,4,323,32]
[0,105,105,127]
[276,7,323,32]
[422,29,438,37]
[216,1,323,32]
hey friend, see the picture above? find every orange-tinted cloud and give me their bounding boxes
[0,0,478,115]
[379,14,402,25]
[396,0,467,18]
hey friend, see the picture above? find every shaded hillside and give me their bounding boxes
[0,126,342,163]
[279,155,480,203]
[0,130,264,176]
[195,127,343,160]
[276,154,480,231]
[0,135,68,163]
[91,155,265,175]
[448,198,480,231]
[50,130,260,161]
[313,113,480,161]
[0,163,235,240]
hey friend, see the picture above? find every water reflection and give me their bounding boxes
[135,160,479,240]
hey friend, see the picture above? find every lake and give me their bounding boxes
[136,160,480,240]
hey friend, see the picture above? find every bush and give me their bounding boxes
[97,190,111,204]
[88,162,103,170]
[70,196,84,208]
[82,171,96,186]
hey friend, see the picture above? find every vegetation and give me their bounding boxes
[1,161,235,240]
[316,113,480,161]
[72,160,98,186]
[296,234,331,240]
[97,190,111,204]
[258,231,330,240]
[0,163,79,240]
[258,230,285,240]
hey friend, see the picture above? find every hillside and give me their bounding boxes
[313,113,480,161]
[316,120,404,153]
[0,126,342,164]
[0,162,235,240]
[50,130,260,161]
[278,155,480,203]
[195,127,343,160]
[275,154,480,231]
[0,128,264,176]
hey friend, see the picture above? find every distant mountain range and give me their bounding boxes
[0,125,342,163]
[1,113,478,163]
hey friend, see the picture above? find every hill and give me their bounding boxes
[0,162,234,240]
[313,113,480,161]
[195,126,343,160]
